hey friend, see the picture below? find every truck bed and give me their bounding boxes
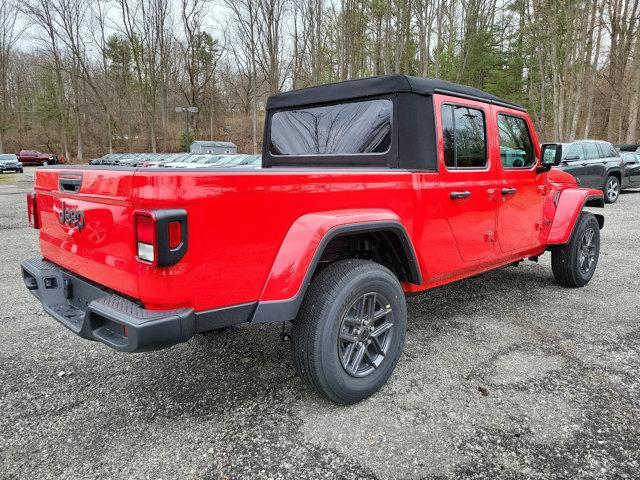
[33,166,419,312]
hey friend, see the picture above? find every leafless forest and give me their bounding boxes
[0,0,639,160]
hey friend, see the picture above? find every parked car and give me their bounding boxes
[18,150,58,166]
[621,151,640,188]
[22,75,604,405]
[553,140,625,203]
[145,153,190,168]
[0,154,23,173]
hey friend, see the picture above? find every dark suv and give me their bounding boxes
[555,140,624,203]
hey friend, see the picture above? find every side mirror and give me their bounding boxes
[538,143,563,173]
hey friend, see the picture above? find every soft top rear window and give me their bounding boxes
[269,99,392,156]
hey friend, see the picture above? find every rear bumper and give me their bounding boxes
[21,257,195,352]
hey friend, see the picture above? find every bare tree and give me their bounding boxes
[0,0,22,152]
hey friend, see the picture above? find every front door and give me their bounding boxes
[561,143,589,186]
[435,94,498,263]
[494,109,545,253]
[627,154,640,186]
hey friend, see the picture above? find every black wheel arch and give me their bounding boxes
[604,168,622,187]
[250,221,421,324]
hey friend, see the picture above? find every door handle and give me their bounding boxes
[581,162,588,166]
[501,187,517,196]
[450,191,471,200]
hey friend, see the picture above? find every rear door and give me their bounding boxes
[33,168,139,299]
[494,108,545,253]
[583,142,605,188]
[434,94,498,262]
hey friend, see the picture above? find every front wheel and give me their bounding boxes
[551,212,600,287]
[292,259,407,404]
[604,175,620,203]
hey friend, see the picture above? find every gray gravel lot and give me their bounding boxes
[1,167,639,479]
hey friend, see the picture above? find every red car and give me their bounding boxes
[18,149,58,166]
[22,75,604,404]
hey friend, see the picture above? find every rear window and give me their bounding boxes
[269,99,392,156]
[600,142,619,158]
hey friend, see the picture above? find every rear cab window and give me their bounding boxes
[269,98,393,164]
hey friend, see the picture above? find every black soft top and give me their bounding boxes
[266,74,524,111]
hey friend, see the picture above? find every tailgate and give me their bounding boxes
[34,168,139,299]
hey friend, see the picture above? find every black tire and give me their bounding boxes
[604,175,620,203]
[551,212,600,287]
[292,259,407,404]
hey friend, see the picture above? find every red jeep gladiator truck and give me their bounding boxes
[22,75,604,404]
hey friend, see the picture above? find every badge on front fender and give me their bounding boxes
[58,201,85,231]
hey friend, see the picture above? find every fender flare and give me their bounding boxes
[547,188,604,245]
[250,210,421,323]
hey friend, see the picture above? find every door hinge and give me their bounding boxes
[538,184,550,195]
[535,219,552,230]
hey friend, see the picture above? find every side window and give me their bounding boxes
[441,104,487,168]
[584,143,600,160]
[602,143,619,158]
[564,143,584,161]
[497,114,535,168]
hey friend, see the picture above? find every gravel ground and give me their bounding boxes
[1,167,639,479]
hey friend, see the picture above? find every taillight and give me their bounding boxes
[26,193,39,229]
[134,210,188,266]
[135,213,156,263]
[168,221,182,249]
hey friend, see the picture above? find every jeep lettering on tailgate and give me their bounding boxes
[58,201,85,231]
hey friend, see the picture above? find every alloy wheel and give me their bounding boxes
[578,227,597,275]
[338,292,394,378]
[606,177,619,202]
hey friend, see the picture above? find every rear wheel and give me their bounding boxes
[604,175,620,203]
[292,259,407,404]
[41,161,49,166]
[551,212,600,287]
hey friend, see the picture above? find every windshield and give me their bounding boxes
[0,154,17,161]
